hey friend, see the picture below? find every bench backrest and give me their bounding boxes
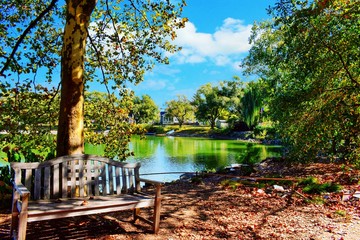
[11,154,141,200]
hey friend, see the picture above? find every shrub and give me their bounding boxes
[299,177,342,194]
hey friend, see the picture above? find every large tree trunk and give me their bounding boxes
[56,0,97,157]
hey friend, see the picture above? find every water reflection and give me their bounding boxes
[85,136,282,182]
[127,136,281,182]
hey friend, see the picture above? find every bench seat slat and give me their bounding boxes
[26,194,155,222]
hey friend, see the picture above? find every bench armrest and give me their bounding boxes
[138,178,164,186]
[12,182,30,197]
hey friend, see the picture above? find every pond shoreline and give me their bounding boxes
[153,130,281,145]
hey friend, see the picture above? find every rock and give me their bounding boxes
[353,191,360,199]
[257,189,265,194]
[273,185,285,192]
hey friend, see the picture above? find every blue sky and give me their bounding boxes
[128,0,275,109]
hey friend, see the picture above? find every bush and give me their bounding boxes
[145,125,165,134]
[254,125,277,139]
[0,166,12,209]
[298,177,342,194]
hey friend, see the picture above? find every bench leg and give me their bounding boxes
[18,192,29,240]
[17,210,28,240]
[153,185,161,234]
[133,208,140,223]
[10,191,19,238]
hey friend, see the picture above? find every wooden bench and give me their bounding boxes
[10,154,162,240]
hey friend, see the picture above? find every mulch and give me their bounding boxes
[1,160,359,239]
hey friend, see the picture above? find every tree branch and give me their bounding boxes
[324,43,359,88]
[86,30,115,111]
[0,0,58,77]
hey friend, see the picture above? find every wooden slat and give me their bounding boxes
[115,167,121,194]
[26,195,155,222]
[86,160,93,197]
[101,163,107,196]
[70,161,76,198]
[109,165,114,195]
[53,164,60,199]
[128,169,134,193]
[135,167,141,192]
[62,162,68,198]
[93,162,98,196]
[44,167,50,199]
[34,169,41,200]
[25,169,32,192]
[78,160,85,197]
[14,168,21,185]
[10,155,141,170]
[122,168,127,193]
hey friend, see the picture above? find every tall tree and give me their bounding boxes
[165,95,194,128]
[132,95,159,124]
[57,0,97,156]
[242,0,359,163]
[0,0,187,158]
[193,79,242,129]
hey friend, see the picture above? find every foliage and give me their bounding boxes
[240,80,268,130]
[298,176,342,194]
[242,0,360,163]
[0,0,187,158]
[145,125,166,134]
[192,78,243,129]
[84,91,145,159]
[165,95,195,128]
[254,124,277,140]
[0,85,59,161]
[0,166,12,209]
[302,182,342,194]
[237,143,261,165]
[132,95,159,124]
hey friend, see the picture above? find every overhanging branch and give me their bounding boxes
[0,0,59,77]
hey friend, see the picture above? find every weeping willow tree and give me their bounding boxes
[240,81,265,130]
[0,0,187,159]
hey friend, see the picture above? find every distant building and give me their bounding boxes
[160,111,179,125]
[216,120,229,129]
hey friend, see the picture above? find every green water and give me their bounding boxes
[86,135,282,182]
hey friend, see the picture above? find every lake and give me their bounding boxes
[86,135,283,182]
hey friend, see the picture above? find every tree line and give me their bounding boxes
[0,0,358,164]
[164,77,265,131]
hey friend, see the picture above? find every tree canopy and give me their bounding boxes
[242,0,359,163]
[132,94,159,124]
[192,79,243,129]
[165,95,194,128]
[0,0,187,159]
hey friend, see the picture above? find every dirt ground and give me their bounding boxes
[1,160,359,240]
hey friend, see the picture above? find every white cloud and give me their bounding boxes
[232,61,243,71]
[148,65,181,76]
[137,79,167,91]
[172,18,252,66]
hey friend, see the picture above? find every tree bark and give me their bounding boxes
[56,0,97,156]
